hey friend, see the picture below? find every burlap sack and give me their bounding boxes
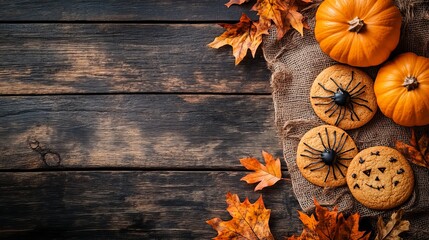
[263,0,429,238]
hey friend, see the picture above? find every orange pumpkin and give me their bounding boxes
[374,52,429,127]
[315,0,402,67]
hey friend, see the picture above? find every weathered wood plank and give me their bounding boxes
[0,171,301,239]
[0,0,258,21]
[0,95,282,170]
[0,24,270,95]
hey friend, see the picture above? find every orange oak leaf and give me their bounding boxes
[240,150,282,191]
[208,13,267,65]
[288,199,370,240]
[206,192,274,240]
[395,129,429,169]
[225,0,250,8]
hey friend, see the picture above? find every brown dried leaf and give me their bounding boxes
[208,14,267,65]
[395,130,429,169]
[375,210,410,240]
[418,133,429,156]
[207,192,274,240]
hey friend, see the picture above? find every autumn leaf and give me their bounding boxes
[225,0,250,8]
[207,192,274,240]
[288,199,370,240]
[286,5,305,36]
[252,0,289,39]
[208,13,267,65]
[240,150,283,191]
[395,129,429,169]
[251,0,308,39]
[375,210,410,240]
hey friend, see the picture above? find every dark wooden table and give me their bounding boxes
[0,1,302,239]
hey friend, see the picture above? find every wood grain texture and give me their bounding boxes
[0,24,270,95]
[0,94,282,170]
[0,171,301,239]
[0,0,258,21]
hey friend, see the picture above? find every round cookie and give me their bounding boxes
[296,125,358,187]
[346,146,414,210]
[310,65,377,130]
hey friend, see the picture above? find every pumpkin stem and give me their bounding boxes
[403,76,419,91]
[348,17,365,33]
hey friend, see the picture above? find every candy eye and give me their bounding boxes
[363,169,371,176]
[378,167,386,173]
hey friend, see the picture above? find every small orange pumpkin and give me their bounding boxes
[374,52,429,127]
[315,0,402,67]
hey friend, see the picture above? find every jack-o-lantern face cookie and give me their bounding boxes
[296,125,358,187]
[310,65,378,130]
[346,146,414,210]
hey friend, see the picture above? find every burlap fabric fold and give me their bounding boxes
[263,0,429,238]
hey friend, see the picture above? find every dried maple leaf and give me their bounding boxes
[252,0,289,39]
[240,150,283,191]
[252,0,308,39]
[225,0,250,8]
[207,192,274,240]
[375,210,410,240]
[286,5,305,36]
[395,129,429,169]
[208,14,267,65]
[288,199,370,240]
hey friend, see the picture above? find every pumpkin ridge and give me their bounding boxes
[413,58,429,79]
[320,31,350,55]
[358,0,384,20]
[364,6,400,23]
[416,91,429,125]
[380,90,403,117]
[413,90,429,119]
[392,92,412,125]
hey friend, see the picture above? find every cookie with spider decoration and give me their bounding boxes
[310,65,378,130]
[296,125,358,187]
[346,146,414,210]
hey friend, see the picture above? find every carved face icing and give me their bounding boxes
[347,146,414,210]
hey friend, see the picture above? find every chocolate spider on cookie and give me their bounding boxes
[346,146,414,210]
[296,125,358,187]
[310,65,378,130]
